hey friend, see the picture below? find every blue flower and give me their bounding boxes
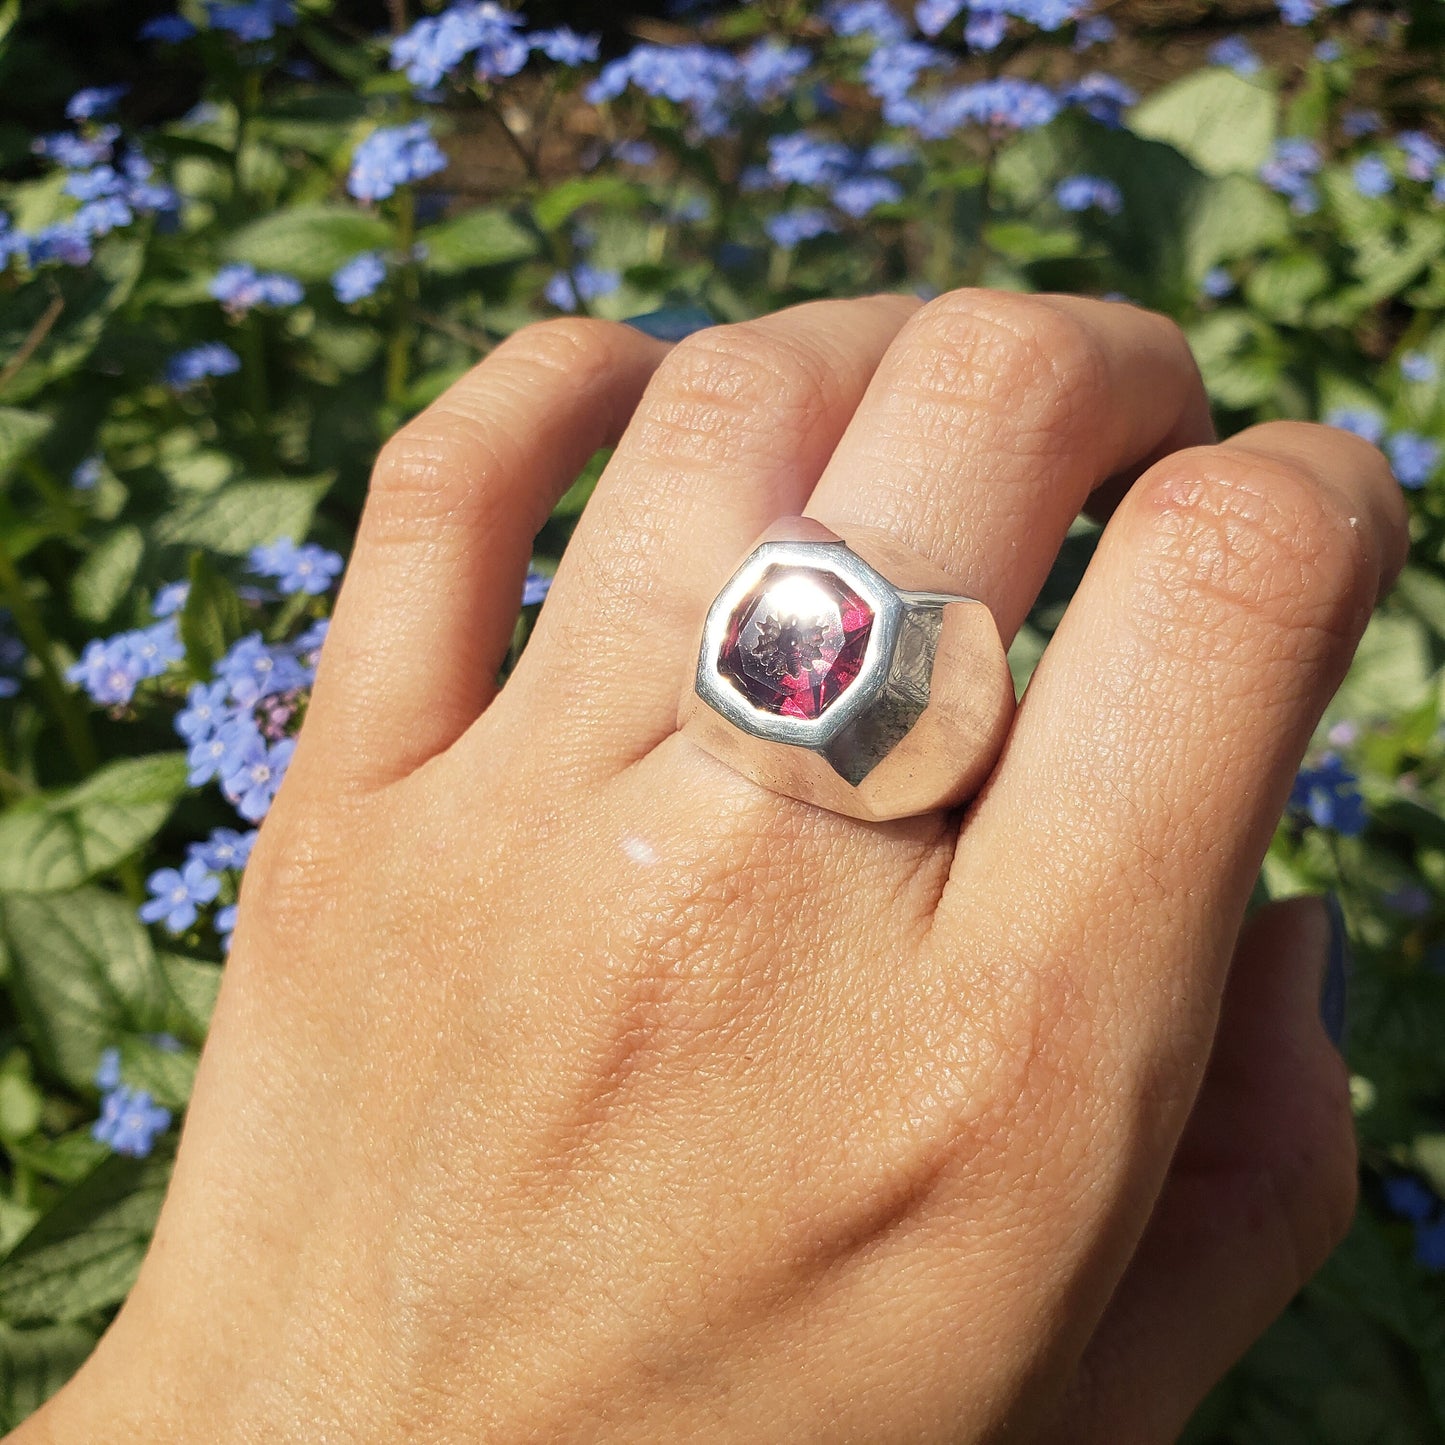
[294,618,329,659]
[141,859,221,934]
[1416,1217,1445,1272]
[739,40,811,104]
[33,127,118,170]
[331,251,387,304]
[152,581,190,618]
[1055,174,1123,214]
[1399,131,1443,183]
[612,139,659,167]
[862,41,949,103]
[186,715,257,788]
[1208,36,1261,75]
[1259,137,1321,213]
[1400,351,1437,383]
[67,637,143,707]
[71,455,103,490]
[1062,72,1136,126]
[1278,0,1317,22]
[530,27,601,66]
[66,85,129,122]
[1341,110,1381,139]
[522,570,553,607]
[1314,38,1342,61]
[348,122,448,202]
[827,0,910,43]
[392,2,525,88]
[95,1047,123,1092]
[586,44,742,136]
[1324,407,1385,446]
[176,680,235,744]
[164,342,242,390]
[1010,0,1089,28]
[1387,432,1440,490]
[1073,15,1115,48]
[215,903,239,951]
[140,14,197,41]
[210,263,304,316]
[217,632,308,707]
[221,733,296,822]
[888,77,1061,138]
[964,8,1008,49]
[0,616,24,699]
[831,174,904,217]
[93,1084,172,1158]
[768,132,852,186]
[1289,754,1367,835]
[1200,266,1234,298]
[188,826,258,873]
[205,0,296,42]
[544,264,621,311]
[1383,1174,1438,1223]
[249,538,345,594]
[915,0,965,34]
[128,620,184,677]
[765,207,838,246]
[1353,155,1393,198]
[93,1046,125,1091]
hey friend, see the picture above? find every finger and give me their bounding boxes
[945,421,1404,1213]
[1041,896,1357,1444]
[299,319,670,789]
[805,291,1215,641]
[496,294,923,769]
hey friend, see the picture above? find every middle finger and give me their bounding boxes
[805,290,1215,643]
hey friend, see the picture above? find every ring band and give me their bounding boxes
[677,518,1016,821]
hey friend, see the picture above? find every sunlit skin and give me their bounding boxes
[12,290,1407,1444]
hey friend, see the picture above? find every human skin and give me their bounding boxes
[11,290,1407,1443]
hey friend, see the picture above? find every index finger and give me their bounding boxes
[944,419,1406,1138]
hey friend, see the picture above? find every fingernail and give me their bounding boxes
[1321,893,1351,1053]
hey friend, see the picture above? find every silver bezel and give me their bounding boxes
[694,539,903,746]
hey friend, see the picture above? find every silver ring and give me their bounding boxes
[677,517,1016,821]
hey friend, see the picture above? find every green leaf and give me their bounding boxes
[0,1145,173,1325]
[419,206,535,275]
[224,205,394,283]
[5,1131,109,1188]
[157,953,223,1042]
[0,408,50,486]
[1245,251,1332,324]
[552,447,612,518]
[155,475,332,555]
[0,0,20,52]
[0,1321,99,1430]
[0,755,188,896]
[1185,310,1284,409]
[1184,174,1290,276]
[532,175,639,232]
[117,1037,197,1112]
[1130,69,1278,177]
[178,552,244,678]
[0,239,146,405]
[69,526,144,626]
[2,889,168,1091]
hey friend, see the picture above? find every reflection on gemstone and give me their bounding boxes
[719,565,873,719]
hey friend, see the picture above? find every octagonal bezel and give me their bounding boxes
[695,540,903,748]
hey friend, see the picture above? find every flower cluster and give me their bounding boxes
[91,1048,173,1159]
[1055,173,1123,214]
[165,341,242,391]
[210,263,305,317]
[1288,753,1367,836]
[1326,409,1441,490]
[1383,1174,1445,1272]
[347,122,449,203]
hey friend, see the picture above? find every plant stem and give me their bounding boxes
[238,318,274,471]
[385,188,418,409]
[0,534,97,776]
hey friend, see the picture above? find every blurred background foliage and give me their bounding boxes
[0,0,1443,1436]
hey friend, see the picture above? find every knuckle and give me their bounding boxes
[1131,447,1378,659]
[643,321,838,454]
[902,288,1110,446]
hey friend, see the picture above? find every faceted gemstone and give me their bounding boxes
[718,565,874,719]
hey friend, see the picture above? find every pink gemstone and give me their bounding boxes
[718,566,874,720]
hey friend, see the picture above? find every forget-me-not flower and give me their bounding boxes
[141,860,222,934]
[1289,754,1367,835]
[93,1084,172,1158]
[1388,432,1440,490]
[210,263,304,316]
[1056,174,1123,214]
[164,342,241,390]
[348,122,448,202]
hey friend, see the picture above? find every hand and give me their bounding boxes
[16,290,1407,1443]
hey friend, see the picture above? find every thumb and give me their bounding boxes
[1039,894,1358,1445]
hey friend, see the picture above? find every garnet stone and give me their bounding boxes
[718,565,874,720]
